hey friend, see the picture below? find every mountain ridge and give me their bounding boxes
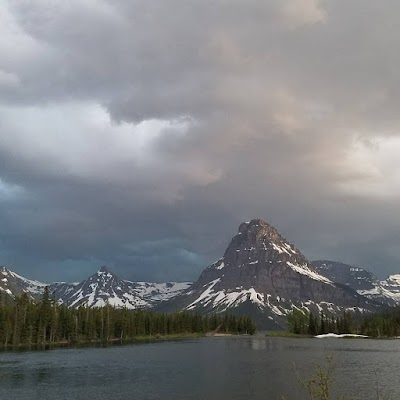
[0,265,191,309]
[312,260,400,307]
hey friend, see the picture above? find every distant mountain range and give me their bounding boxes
[0,266,191,309]
[1,218,399,329]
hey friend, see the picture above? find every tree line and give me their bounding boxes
[287,309,354,336]
[287,306,400,337]
[0,288,256,347]
[359,307,400,337]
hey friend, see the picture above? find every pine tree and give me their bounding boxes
[307,312,317,335]
[319,312,326,335]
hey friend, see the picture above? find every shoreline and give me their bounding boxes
[0,332,252,353]
[0,333,206,353]
[205,332,234,337]
[264,331,400,339]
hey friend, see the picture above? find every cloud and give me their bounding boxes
[0,178,24,201]
[0,0,400,281]
[280,0,327,29]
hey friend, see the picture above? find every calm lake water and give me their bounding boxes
[0,335,399,400]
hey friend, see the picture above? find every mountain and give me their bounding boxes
[379,275,400,302]
[312,261,377,292]
[0,265,191,309]
[158,219,379,329]
[50,266,191,309]
[51,266,149,308]
[0,266,47,301]
[313,260,400,306]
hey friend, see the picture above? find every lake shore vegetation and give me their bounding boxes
[0,288,256,349]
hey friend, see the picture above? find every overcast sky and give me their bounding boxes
[1,0,400,283]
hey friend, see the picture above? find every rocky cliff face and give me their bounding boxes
[313,260,400,306]
[160,219,379,329]
[312,261,377,291]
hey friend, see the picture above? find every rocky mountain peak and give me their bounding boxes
[223,218,300,264]
[98,266,113,275]
[162,219,376,329]
[85,266,124,290]
[48,267,191,309]
[0,267,46,300]
[238,219,281,239]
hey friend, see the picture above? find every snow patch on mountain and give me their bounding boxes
[132,281,192,302]
[0,266,47,300]
[286,261,333,284]
[55,267,192,309]
[185,283,287,315]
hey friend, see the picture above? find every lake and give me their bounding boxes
[0,335,398,400]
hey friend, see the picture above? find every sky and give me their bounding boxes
[1,0,400,283]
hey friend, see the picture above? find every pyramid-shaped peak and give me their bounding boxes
[239,219,272,230]
[0,266,13,276]
[239,219,281,236]
[98,266,113,274]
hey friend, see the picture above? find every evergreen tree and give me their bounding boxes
[307,312,317,335]
[319,312,326,335]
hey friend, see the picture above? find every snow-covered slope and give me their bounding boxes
[0,266,47,300]
[379,275,400,302]
[50,267,191,309]
[159,219,378,329]
[132,281,193,304]
[0,265,191,309]
[53,267,148,308]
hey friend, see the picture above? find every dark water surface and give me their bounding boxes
[0,335,398,400]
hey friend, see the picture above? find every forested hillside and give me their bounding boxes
[0,288,255,347]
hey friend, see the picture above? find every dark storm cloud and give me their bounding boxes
[1,0,400,282]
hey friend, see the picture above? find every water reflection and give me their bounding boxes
[250,338,267,350]
[0,337,399,400]
[11,371,26,385]
[36,366,50,383]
